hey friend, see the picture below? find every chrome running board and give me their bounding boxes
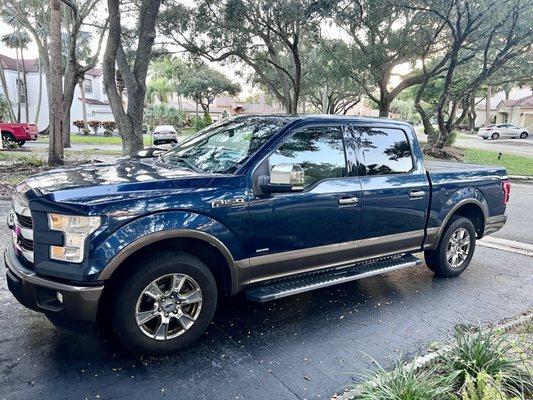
[245,254,422,302]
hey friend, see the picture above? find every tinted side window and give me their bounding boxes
[269,126,346,188]
[354,127,413,175]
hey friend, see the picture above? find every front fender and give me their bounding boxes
[91,211,246,292]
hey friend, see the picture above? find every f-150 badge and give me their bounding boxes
[211,197,246,208]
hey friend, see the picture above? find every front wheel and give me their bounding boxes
[17,140,26,146]
[112,250,217,354]
[424,216,476,277]
[520,132,528,139]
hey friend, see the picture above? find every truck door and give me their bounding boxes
[349,124,430,259]
[248,124,362,282]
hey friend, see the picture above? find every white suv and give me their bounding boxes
[152,125,178,145]
[478,124,529,140]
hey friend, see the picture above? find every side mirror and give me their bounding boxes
[260,163,305,193]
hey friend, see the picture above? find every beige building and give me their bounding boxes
[493,95,533,129]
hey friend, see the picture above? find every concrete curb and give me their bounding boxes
[333,311,533,400]
[510,175,533,183]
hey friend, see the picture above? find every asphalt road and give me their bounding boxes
[493,183,533,244]
[1,184,532,399]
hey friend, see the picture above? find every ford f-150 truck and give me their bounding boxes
[5,115,509,354]
[1,121,39,146]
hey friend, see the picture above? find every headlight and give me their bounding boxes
[48,214,101,263]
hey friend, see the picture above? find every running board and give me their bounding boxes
[245,254,422,302]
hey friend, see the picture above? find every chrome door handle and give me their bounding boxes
[338,197,359,206]
[409,190,425,199]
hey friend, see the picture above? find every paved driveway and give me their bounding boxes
[1,191,532,399]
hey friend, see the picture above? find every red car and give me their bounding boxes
[0,122,39,146]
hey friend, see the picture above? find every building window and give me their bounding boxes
[16,78,26,104]
[84,79,93,93]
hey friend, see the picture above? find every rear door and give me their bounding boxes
[350,124,430,259]
[248,124,362,282]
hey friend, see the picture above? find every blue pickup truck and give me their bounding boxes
[5,115,510,354]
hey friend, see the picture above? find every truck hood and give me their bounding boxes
[24,159,207,194]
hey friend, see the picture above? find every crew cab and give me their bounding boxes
[1,121,39,146]
[5,115,509,354]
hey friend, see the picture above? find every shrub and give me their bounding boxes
[190,115,211,131]
[88,120,101,135]
[460,371,521,400]
[446,130,458,146]
[357,357,450,400]
[102,121,116,137]
[73,120,86,134]
[441,328,532,398]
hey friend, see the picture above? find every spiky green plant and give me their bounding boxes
[441,328,532,398]
[356,357,450,400]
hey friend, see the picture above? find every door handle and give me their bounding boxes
[338,196,359,206]
[409,190,426,199]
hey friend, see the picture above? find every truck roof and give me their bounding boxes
[232,114,411,127]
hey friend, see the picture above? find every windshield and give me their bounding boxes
[160,117,294,174]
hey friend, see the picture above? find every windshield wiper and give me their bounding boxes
[162,157,201,173]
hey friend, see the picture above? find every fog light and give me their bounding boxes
[56,291,63,304]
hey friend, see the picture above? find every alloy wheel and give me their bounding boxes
[446,228,471,269]
[135,273,203,340]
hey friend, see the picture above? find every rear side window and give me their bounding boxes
[353,126,413,176]
[269,125,346,188]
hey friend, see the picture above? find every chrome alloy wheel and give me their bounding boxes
[446,228,471,268]
[135,273,203,340]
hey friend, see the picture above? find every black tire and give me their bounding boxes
[424,216,476,277]
[520,132,528,139]
[482,137,488,140]
[1,131,15,144]
[491,132,499,140]
[17,140,26,146]
[112,250,217,355]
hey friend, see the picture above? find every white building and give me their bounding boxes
[474,87,532,127]
[0,54,114,132]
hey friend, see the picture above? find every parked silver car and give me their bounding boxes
[152,125,178,145]
[477,124,529,140]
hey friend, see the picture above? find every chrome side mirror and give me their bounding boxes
[260,163,305,193]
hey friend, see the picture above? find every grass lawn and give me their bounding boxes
[462,147,533,176]
[36,128,196,146]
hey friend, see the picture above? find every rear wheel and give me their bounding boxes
[491,132,499,140]
[520,132,528,139]
[424,216,476,277]
[112,250,217,354]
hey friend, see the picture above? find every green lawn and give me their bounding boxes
[37,128,196,145]
[462,148,533,176]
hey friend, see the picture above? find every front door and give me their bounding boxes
[350,125,430,259]
[248,124,362,283]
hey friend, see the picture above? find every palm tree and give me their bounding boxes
[0,58,16,122]
[1,29,31,123]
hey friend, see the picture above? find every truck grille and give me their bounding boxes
[10,191,34,265]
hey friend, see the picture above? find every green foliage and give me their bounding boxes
[446,131,458,147]
[189,115,211,131]
[0,94,12,121]
[441,328,533,398]
[460,372,520,400]
[357,358,450,400]
[145,105,184,130]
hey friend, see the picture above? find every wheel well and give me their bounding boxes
[1,130,15,138]
[97,237,233,325]
[451,203,485,238]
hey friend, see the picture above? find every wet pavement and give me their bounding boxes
[1,199,532,399]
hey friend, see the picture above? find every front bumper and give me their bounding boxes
[4,244,103,323]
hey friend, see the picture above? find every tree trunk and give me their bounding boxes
[48,0,64,166]
[62,68,79,147]
[485,85,492,126]
[34,57,43,124]
[79,79,88,133]
[15,47,21,122]
[0,60,16,122]
[468,96,476,132]
[378,101,389,117]
[20,45,29,123]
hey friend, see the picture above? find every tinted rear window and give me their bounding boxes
[353,127,413,175]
